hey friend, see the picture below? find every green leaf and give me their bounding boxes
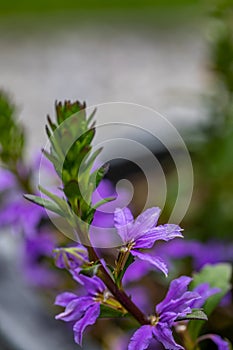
[38,185,65,209]
[42,149,58,166]
[83,148,103,173]
[191,263,232,315]
[87,108,97,126]
[38,185,77,227]
[79,263,101,277]
[55,100,86,124]
[47,115,57,132]
[176,309,207,322]
[99,304,128,318]
[63,180,80,199]
[84,196,116,226]
[92,196,116,210]
[47,131,64,163]
[90,163,110,190]
[188,263,232,340]
[79,128,95,149]
[24,194,64,216]
[0,91,25,163]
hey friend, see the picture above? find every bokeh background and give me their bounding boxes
[0,0,205,155]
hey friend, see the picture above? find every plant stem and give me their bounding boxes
[176,324,197,350]
[85,244,148,325]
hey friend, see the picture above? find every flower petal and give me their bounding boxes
[129,207,161,240]
[156,276,192,314]
[0,168,16,190]
[134,224,182,250]
[73,303,100,345]
[137,224,183,249]
[70,267,85,284]
[55,296,93,322]
[131,250,168,276]
[191,283,220,309]
[78,275,105,295]
[54,245,88,270]
[55,292,78,307]
[198,334,230,350]
[153,323,184,350]
[158,291,200,320]
[114,207,134,243]
[128,325,154,350]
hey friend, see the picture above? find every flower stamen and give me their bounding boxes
[148,314,159,326]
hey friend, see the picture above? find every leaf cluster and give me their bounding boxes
[0,91,25,166]
[26,100,111,233]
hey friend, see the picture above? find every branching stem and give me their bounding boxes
[85,243,148,325]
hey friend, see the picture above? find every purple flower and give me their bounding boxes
[114,207,183,276]
[190,283,220,309]
[90,179,131,248]
[198,334,231,350]
[112,334,164,350]
[55,275,105,345]
[123,259,150,284]
[0,158,48,237]
[54,244,88,270]
[22,233,59,287]
[129,276,200,350]
[0,167,15,191]
[154,239,233,271]
[0,197,45,236]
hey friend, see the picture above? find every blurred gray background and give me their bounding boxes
[0,5,207,156]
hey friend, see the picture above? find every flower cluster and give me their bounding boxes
[54,205,229,350]
[0,162,59,287]
[56,275,106,345]
[20,100,230,350]
[1,96,230,350]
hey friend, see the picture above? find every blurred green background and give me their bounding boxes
[0,0,199,15]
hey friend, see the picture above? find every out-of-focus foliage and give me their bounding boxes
[188,263,232,340]
[0,0,199,16]
[182,0,233,240]
[0,92,25,166]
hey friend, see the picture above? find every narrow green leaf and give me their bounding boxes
[99,305,128,318]
[80,128,95,148]
[48,128,65,162]
[79,263,101,277]
[47,115,57,131]
[24,194,64,216]
[90,163,110,190]
[82,147,103,177]
[38,185,63,205]
[45,125,51,138]
[87,108,97,126]
[38,185,74,220]
[92,196,116,210]
[176,309,208,322]
[42,149,62,177]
